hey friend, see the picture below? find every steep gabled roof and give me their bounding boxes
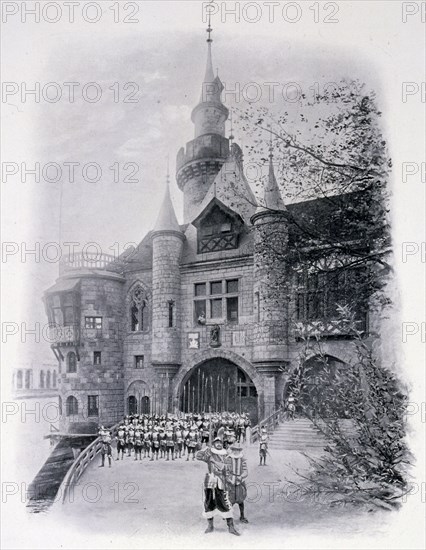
[191,145,256,225]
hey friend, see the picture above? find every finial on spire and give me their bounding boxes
[229,109,234,146]
[206,3,213,43]
[268,125,274,160]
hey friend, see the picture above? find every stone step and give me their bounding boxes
[269,434,326,441]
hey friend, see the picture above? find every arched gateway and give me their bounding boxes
[173,351,262,424]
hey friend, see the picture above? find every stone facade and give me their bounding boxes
[43,36,375,432]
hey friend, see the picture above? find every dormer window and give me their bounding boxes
[193,199,243,254]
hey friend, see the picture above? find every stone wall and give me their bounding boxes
[59,273,125,430]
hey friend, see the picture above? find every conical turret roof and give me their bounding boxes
[255,152,286,214]
[153,179,182,233]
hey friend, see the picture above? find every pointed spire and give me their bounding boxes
[199,9,224,105]
[153,166,182,233]
[256,135,286,213]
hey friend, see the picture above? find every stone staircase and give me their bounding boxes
[268,418,329,451]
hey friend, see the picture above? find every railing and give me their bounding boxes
[59,252,117,274]
[250,408,284,444]
[59,423,120,504]
[294,318,366,339]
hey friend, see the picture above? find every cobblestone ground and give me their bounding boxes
[35,443,390,549]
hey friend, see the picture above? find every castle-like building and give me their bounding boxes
[44,31,370,432]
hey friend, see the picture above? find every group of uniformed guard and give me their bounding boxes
[98,412,252,464]
[97,414,270,537]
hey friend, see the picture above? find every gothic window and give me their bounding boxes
[67,352,77,373]
[129,284,149,332]
[25,370,31,389]
[39,370,45,388]
[46,371,51,389]
[87,395,99,417]
[66,395,78,416]
[93,351,102,365]
[53,370,57,388]
[16,370,23,389]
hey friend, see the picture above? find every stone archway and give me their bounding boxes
[172,350,263,424]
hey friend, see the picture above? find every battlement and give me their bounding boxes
[176,133,229,189]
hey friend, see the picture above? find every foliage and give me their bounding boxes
[235,79,392,320]
[288,306,411,510]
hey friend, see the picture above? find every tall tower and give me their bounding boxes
[251,148,289,416]
[151,176,184,373]
[176,18,230,222]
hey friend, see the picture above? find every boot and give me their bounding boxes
[99,455,105,467]
[205,519,214,533]
[239,504,249,523]
[226,518,240,536]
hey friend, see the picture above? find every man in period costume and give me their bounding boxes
[165,425,176,461]
[134,427,143,460]
[175,424,184,459]
[99,429,113,468]
[186,425,199,461]
[116,424,126,460]
[259,427,269,466]
[196,434,240,536]
[150,427,160,461]
[226,442,249,523]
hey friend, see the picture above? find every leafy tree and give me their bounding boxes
[286,306,411,510]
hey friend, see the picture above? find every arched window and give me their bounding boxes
[16,370,23,389]
[128,395,137,415]
[25,370,31,389]
[58,395,63,416]
[53,370,57,388]
[39,370,45,389]
[141,396,150,414]
[129,284,149,332]
[67,352,77,373]
[46,371,51,389]
[66,395,78,416]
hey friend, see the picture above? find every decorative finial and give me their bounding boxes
[268,125,273,159]
[166,154,170,185]
[229,109,234,147]
[207,4,213,43]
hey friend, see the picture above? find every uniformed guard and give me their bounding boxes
[196,433,240,536]
[150,428,160,461]
[165,426,175,461]
[259,427,269,466]
[134,427,143,460]
[175,424,184,459]
[116,424,126,460]
[186,426,198,461]
[226,442,249,523]
[99,430,113,468]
